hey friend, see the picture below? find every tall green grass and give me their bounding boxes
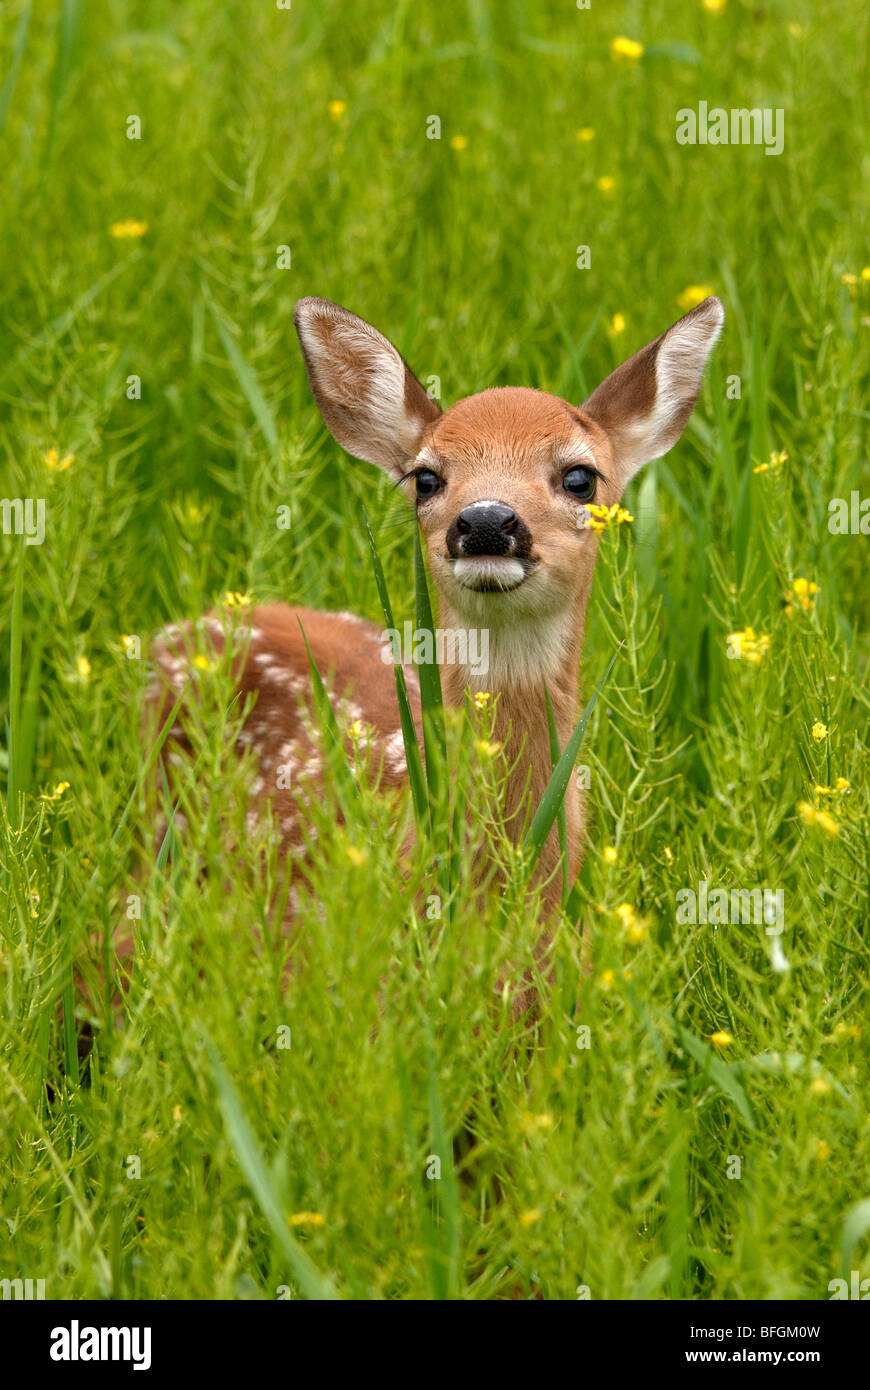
[0,0,868,1300]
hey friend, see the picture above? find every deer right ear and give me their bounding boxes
[581,296,724,481]
[293,297,441,479]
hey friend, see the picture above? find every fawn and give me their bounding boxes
[148,294,724,965]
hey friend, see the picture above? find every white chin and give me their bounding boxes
[452,557,527,592]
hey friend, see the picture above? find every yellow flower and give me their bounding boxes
[45,447,75,472]
[121,633,136,653]
[811,721,828,742]
[327,100,346,119]
[862,268,870,281]
[786,577,820,614]
[814,785,832,796]
[475,738,502,757]
[702,0,727,12]
[813,1139,831,1162]
[841,272,858,286]
[610,36,644,62]
[348,718,365,741]
[172,1104,183,1123]
[603,845,618,865]
[576,127,595,142]
[677,284,715,312]
[614,902,636,928]
[663,845,673,864]
[346,844,368,866]
[449,135,468,151]
[288,1211,325,1228]
[726,626,770,665]
[223,590,253,609]
[192,653,211,671]
[596,175,615,193]
[809,1077,831,1097]
[710,1030,734,1047]
[473,691,491,710]
[519,1208,542,1228]
[598,969,615,991]
[76,655,91,680]
[583,502,634,534]
[610,313,626,335]
[40,781,70,802]
[836,777,850,791]
[520,1112,554,1133]
[109,219,148,239]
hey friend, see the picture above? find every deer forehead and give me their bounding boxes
[422,387,612,479]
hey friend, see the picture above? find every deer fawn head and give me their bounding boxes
[294,295,723,696]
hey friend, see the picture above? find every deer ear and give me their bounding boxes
[581,296,724,480]
[293,297,441,479]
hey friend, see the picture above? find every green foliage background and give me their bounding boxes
[0,0,868,1300]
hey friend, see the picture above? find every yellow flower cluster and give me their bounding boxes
[753,450,788,474]
[797,802,839,836]
[583,502,634,534]
[813,778,850,795]
[45,448,74,472]
[784,577,819,615]
[811,721,828,742]
[223,591,253,609]
[614,902,647,943]
[726,626,770,664]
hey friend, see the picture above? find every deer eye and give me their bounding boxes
[562,466,597,501]
[415,469,442,499]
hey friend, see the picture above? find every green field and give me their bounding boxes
[1,0,868,1300]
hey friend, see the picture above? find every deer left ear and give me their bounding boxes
[293,297,441,480]
[581,296,724,480]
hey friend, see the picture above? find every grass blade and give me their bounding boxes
[207,296,278,455]
[413,522,446,805]
[363,509,428,828]
[544,686,569,907]
[207,1041,340,1300]
[524,645,622,866]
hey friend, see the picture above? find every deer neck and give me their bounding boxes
[438,587,592,895]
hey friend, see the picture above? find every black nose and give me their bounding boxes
[446,502,531,558]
